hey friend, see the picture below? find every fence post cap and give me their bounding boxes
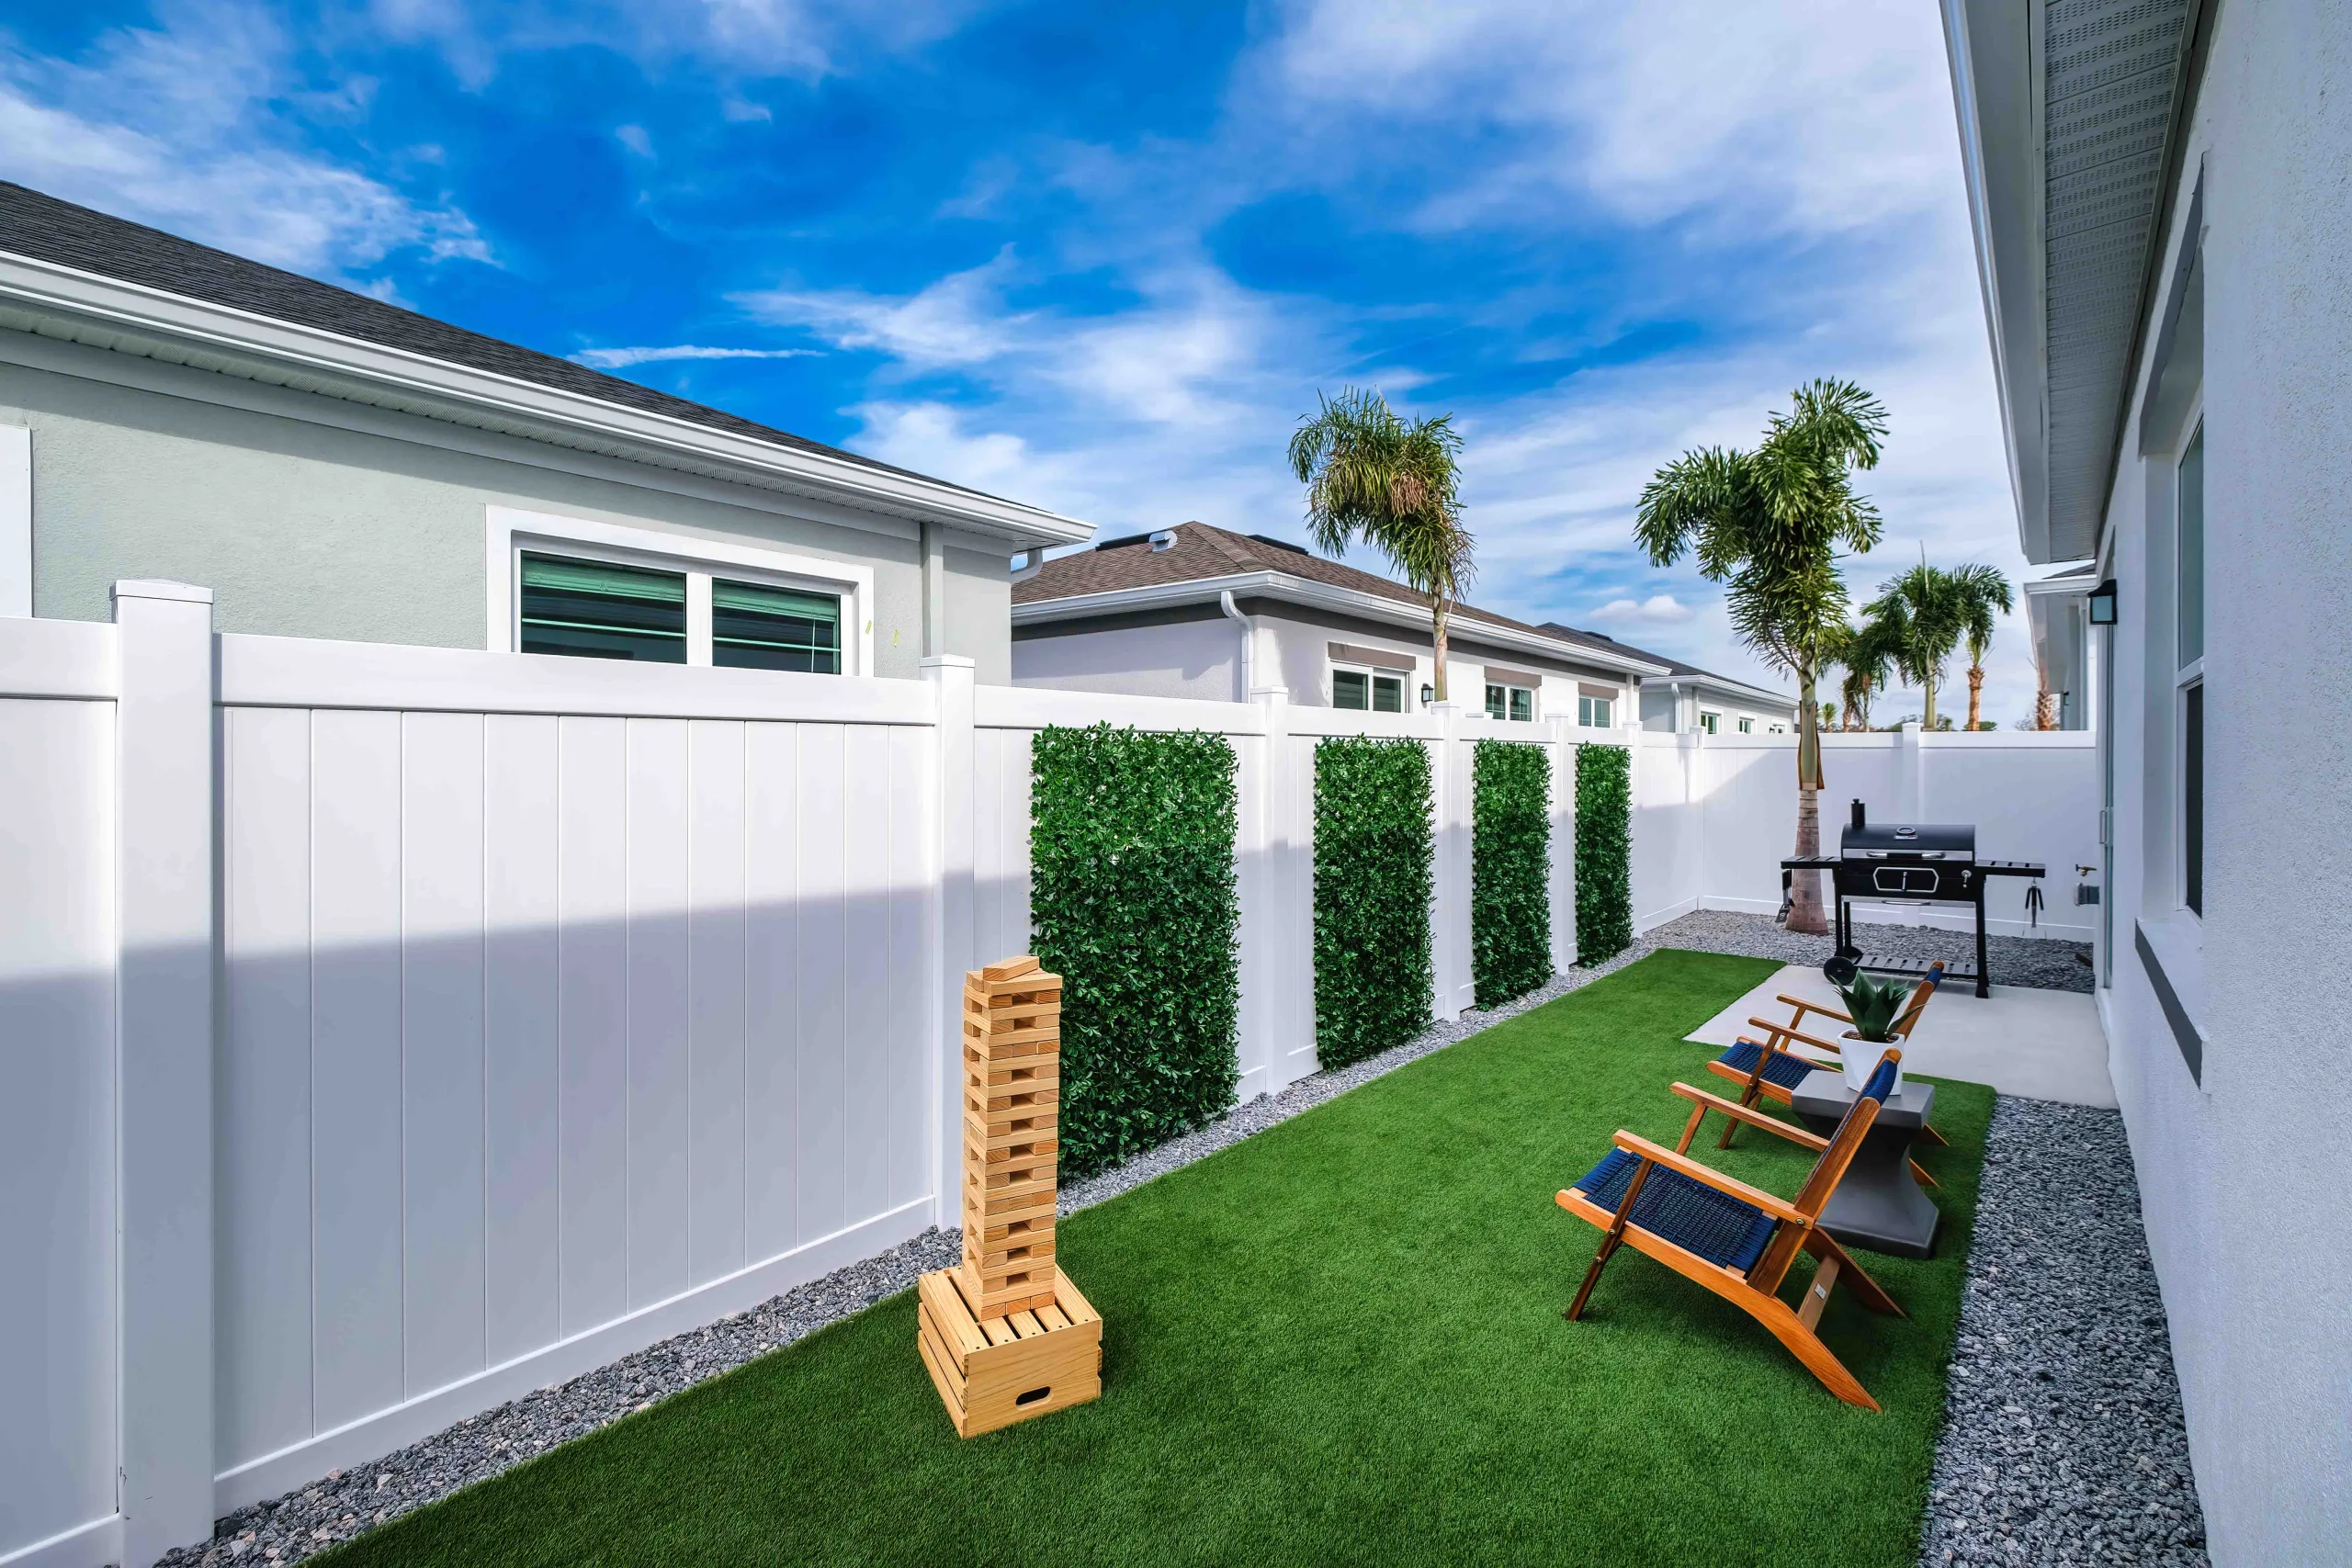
[111,580,214,606]
[918,654,977,670]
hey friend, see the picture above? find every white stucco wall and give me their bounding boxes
[0,334,1019,682]
[2093,7,2352,1559]
[1011,615,1241,701]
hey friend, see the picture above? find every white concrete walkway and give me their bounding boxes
[1686,964,2117,1108]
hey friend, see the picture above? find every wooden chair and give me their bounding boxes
[1555,1050,1909,1411]
[1704,963,1950,1170]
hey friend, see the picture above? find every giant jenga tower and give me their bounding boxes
[915,956,1103,1438]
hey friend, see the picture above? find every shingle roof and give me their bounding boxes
[1537,622,1792,703]
[0,180,994,501]
[1016,520,1633,656]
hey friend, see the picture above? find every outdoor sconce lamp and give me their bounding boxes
[1421,683,1436,705]
[2087,579,2119,626]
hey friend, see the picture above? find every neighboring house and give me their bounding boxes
[0,183,1089,682]
[1946,1,2352,1559]
[2022,563,2098,729]
[1535,624,1794,736]
[1011,521,1668,724]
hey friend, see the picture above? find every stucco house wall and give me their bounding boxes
[0,338,1019,683]
[1008,605,1238,700]
[2064,6,2352,1558]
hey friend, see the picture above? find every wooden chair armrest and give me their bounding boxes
[1748,1019,1848,1058]
[1776,994,1852,1025]
[1668,1083,1831,1149]
[1607,1132,1811,1224]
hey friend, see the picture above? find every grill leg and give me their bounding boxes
[1974,883,1989,998]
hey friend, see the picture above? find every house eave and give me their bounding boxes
[1012,574,1674,678]
[1636,671,1796,713]
[0,251,1095,551]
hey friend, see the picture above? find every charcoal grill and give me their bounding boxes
[1780,801,2045,998]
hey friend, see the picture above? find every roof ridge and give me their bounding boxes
[1190,522,1259,570]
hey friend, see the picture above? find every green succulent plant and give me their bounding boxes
[1835,972,1912,1043]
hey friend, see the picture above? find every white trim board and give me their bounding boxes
[487,504,876,676]
[0,253,1091,549]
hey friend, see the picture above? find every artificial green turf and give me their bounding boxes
[326,950,1990,1568]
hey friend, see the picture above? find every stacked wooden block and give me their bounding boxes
[915,956,1104,1438]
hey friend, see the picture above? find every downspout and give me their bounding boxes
[1219,590,1253,700]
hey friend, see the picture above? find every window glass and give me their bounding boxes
[2177,423,2204,670]
[1737,716,1754,734]
[1486,683,1507,720]
[1333,670,1369,710]
[519,552,687,662]
[1510,687,1532,723]
[713,579,841,672]
[1373,674,1403,713]
[1699,711,1719,735]
[2184,682,2203,915]
[1577,694,1612,728]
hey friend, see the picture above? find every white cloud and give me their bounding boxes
[615,123,654,158]
[569,344,820,367]
[0,3,488,277]
[1589,594,1693,625]
[737,250,1030,368]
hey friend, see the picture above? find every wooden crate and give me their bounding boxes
[916,1265,1102,1438]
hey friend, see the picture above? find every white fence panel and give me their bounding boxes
[1632,732,1703,931]
[209,637,938,1511]
[0,620,119,1567]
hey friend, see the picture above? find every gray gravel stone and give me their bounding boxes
[1919,1098,2207,1566]
[153,912,2119,1567]
[1649,907,2095,993]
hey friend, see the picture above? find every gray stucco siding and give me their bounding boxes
[0,339,1012,681]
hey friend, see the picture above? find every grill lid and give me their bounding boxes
[1842,822,1974,858]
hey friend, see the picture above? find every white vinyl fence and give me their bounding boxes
[2,589,2094,1568]
[1630,728,2100,942]
[1,590,1581,1568]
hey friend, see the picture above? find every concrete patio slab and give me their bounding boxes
[1685,964,2116,1109]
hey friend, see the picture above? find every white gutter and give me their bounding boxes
[0,252,1094,550]
[1217,590,1255,698]
[1015,570,1673,679]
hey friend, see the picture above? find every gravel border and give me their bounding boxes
[162,912,2109,1566]
[1921,1099,2207,1566]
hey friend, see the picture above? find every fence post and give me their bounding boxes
[114,581,218,1564]
[923,656,977,1234]
[1550,717,1577,972]
[1429,702,1470,1021]
[1235,685,1295,1100]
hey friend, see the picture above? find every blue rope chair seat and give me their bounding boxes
[1714,1038,1821,1091]
[1571,1148,1778,1274]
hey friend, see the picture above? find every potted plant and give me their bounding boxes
[1829,971,1909,1092]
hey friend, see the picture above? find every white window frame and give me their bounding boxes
[1577,694,1613,728]
[2174,410,2205,919]
[1736,716,1754,734]
[487,505,875,674]
[1331,660,1408,713]
[1486,682,1537,722]
[1698,709,1720,735]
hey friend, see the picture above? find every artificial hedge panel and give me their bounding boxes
[1312,736,1434,1069]
[1471,739,1553,1008]
[1029,723,1240,1178]
[1575,742,1634,963]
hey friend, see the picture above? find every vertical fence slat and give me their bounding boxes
[686,720,748,1289]
[557,716,629,1335]
[484,715,561,1366]
[624,719,692,1311]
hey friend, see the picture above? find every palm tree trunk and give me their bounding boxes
[1966,664,1985,730]
[1789,664,1828,935]
[1431,597,1451,704]
[1921,672,1938,730]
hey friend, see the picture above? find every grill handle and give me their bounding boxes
[1850,798,1866,832]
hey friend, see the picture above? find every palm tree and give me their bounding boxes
[1825,614,1900,730]
[1952,563,2015,730]
[1636,378,1888,934]
[1865,558,2012,730]
[1290,388,1472,700]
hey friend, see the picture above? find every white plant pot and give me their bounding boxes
[1839,1032,1903,1094]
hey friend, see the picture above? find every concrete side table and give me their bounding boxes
[1789,1077,1941,1259]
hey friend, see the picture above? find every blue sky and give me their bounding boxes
[1,0,2048,722]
